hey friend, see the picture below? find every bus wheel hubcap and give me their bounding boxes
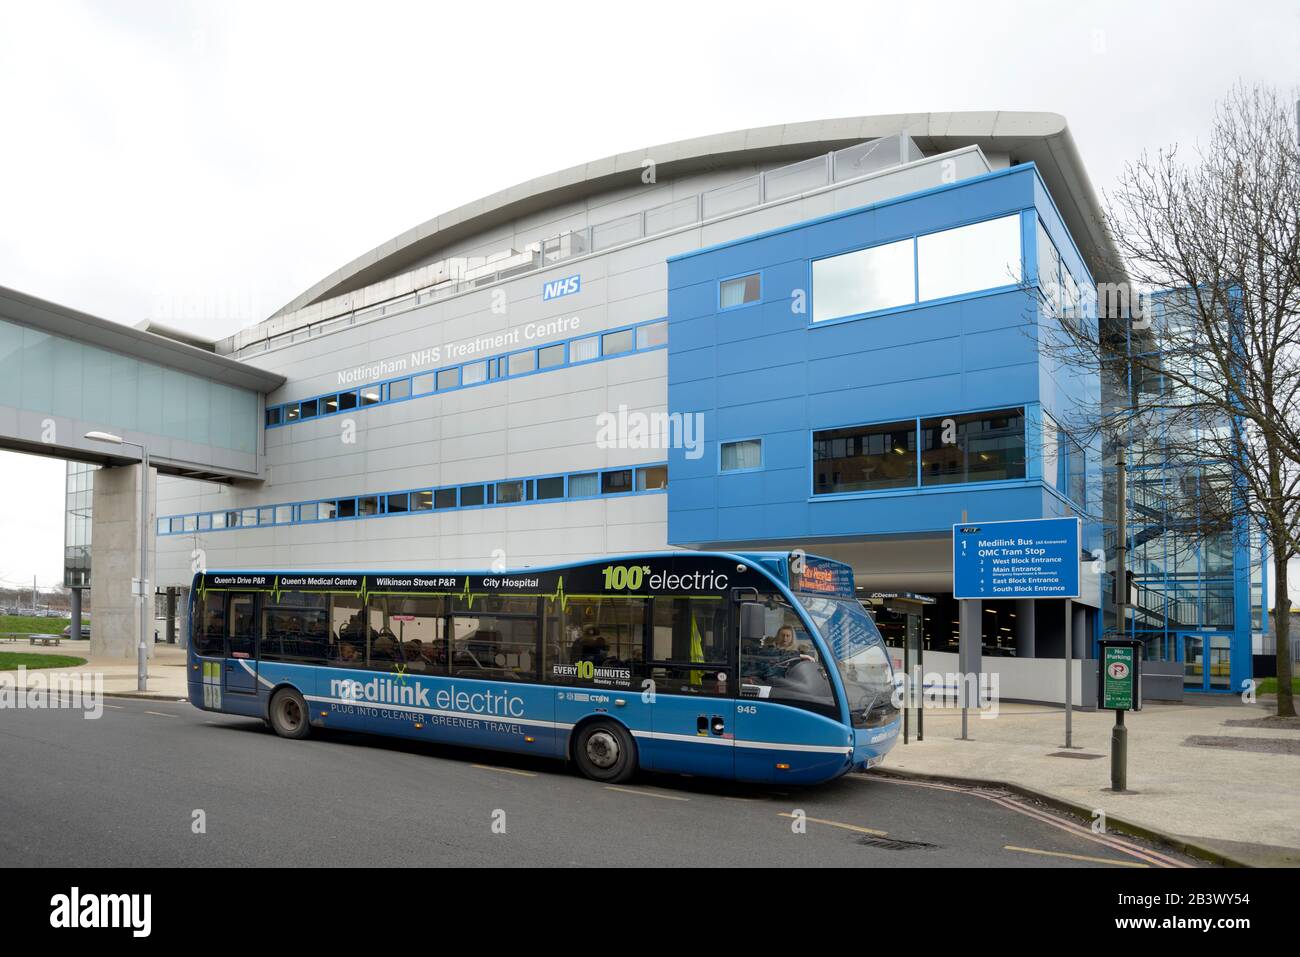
[586,731,619,768]
[281,700,300,729]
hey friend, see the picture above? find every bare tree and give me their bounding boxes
[1040,84,1300,717]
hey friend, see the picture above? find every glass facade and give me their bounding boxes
[0,317,258,453]
[919,408,1027,486]
[1105,292,1253,691]
[813,421,917,493]
[64,462,97,587]
[811,213,1024,324]
[813,408,1028,496]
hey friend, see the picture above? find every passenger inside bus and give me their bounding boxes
[371,627,400,663]
[570,626,610,664]
[403,638,427,671]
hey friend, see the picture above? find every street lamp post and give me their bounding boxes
[85,431,150,692]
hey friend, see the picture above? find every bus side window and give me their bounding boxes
[227,593,257,659]
[544,596,646,686]
[195,592,226,657]
[648,597,731,696]
[330,595,367,667]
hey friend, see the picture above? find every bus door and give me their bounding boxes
[646,597,734,777]
[224,592,260,695]
[733,598,846,784]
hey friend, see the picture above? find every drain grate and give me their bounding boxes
[857,836,938,850]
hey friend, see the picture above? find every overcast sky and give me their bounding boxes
[0,0,1296,598]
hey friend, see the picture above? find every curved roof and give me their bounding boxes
[275,111,1116,318]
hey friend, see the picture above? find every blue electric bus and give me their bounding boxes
[187,551,899,785]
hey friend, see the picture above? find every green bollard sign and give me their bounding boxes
[1099,638,1142,711]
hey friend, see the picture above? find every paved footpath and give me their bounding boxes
[2,640,190,698]
[886,698,1300,866]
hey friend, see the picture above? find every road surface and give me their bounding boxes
[0,695,1199,868]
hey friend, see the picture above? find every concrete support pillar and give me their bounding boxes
[165,587,177,644]
[88,463,155,660]
[177,586,190,650]
[1014,599,1036,658]
[69,586,82,640]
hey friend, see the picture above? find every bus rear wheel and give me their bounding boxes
[573,720,637,783]
[268,688,311,740]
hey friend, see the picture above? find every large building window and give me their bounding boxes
[811,215,1026,325]
[919,408,1026,486]
[812,238,914,322]
[1043,414,1086,506]
[1036,220,1062,312]
[916,213,1021,302]
[813,421,917,494]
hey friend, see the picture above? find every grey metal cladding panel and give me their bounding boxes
[605,263,667,306]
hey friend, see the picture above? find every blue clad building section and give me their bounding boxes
[666,164,1099,552]
[664,161,1101,621]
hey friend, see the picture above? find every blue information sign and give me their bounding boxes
[952,517,1081,600]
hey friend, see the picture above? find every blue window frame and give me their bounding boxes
[265,317,670,429]
[538,343,565,369]
[507,350,536,376]
[719,272,761,309]
[720,438,763,473]
[636,464,668,490]
[155,462,672,535]
[601,469,633,495]
[568,472,599,498]
[809,212,1025,327]
[536,475,564,499]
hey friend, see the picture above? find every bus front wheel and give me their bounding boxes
[268,688,311,740]
[572,720,637,783]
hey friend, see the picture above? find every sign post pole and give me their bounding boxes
[1064,598,1073,749]
[1099,638,1142,792]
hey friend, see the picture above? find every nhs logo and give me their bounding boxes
[542,274,581,301]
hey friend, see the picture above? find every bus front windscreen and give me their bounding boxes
[795,595,898,729]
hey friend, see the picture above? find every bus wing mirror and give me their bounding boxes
[739,603,766,642]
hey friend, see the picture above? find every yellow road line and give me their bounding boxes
[471,764,537,778]
[778,812,887,836]
[604,785,690,801]
[1004,845,1149,868]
